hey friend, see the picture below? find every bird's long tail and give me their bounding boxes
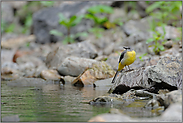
[111,71,119,83]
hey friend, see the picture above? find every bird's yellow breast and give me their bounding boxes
[121,50,136,66]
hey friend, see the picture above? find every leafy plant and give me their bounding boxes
[146,27,166,55]
[58,13,84,43]
[50,13,88,44]
[1,20,15,33]
[50,13,87,44]
[85,5,114,27]
[146,1,182,26]
[40,1,55,7]
[89,27,104,39]
[145,1,182,55]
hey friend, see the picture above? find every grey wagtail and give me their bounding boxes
[111,47,136,83]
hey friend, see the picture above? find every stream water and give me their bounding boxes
[1,80,160,122]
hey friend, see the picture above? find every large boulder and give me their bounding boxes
[45,41,98,69]
[33,1,112,43]
[57,56,98,76]
[110,56,182,94]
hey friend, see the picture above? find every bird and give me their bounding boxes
[111,46,136,83]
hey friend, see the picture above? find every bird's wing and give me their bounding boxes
[119,50,126,63]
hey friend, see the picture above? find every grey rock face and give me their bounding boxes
[147,56,182,88]
[46,41,98,69]
[110,56,182,93]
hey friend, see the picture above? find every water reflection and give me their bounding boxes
[1,82,110,122]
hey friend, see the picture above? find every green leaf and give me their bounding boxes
[146,1,165,13]
[71,15,83,27]
[146,38,154,43]
[50,30,63,37]
[87,5,113,14]
[5,23,15,33]
[158,45,165,51]
[40,1,54,7]
[75,32,88,37]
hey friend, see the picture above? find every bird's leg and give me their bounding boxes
[128,65,130,70]
[125,65,127,71]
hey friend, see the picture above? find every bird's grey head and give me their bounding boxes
[123,46,131,50]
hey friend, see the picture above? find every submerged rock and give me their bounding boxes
[72,61,115,87]
[88,103,182,122]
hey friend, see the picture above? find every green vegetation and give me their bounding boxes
[85,5,118,39]
[1,1,55,34]
[1,21,15,33]
[146,1,182,26]
[89,27,104,39]
[85,5,113,27]
[145,1,182,55]
[50,13,87,44]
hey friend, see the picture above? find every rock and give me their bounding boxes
[2,3,14,24]
[127,10,140,20]
[88,103,182,122]
[18,62,36,72]
[46,41,98,69]
[1,49,17,65]
[126,32,149,45]
[87,28,126,51]
[16,55,44,67]
[88,113,133,122]
[1,35,36,49]
[109,56,182,94]
[40,69,62,80]
[33,1,100,43]
[109,8,127,23]
[57,56,98,76]
[160,46,181,57]
[94,55,108,61]
[147,56,182,88]
[106,53,120,71]
[8,1,27,9]
[1,62,20,75]
[63,76,76,83]
[2,115,20,122]
[13,50,31,62]
[122,17,151,36]
[162,90,182,108]
[163,40,173,49]
[94,78,113,87]
[160,103,182,122]
[1,33,18,42]
[72,61,115,87]
[103,43,115,55]
[156,26,181,40]
[33,65,48,77]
